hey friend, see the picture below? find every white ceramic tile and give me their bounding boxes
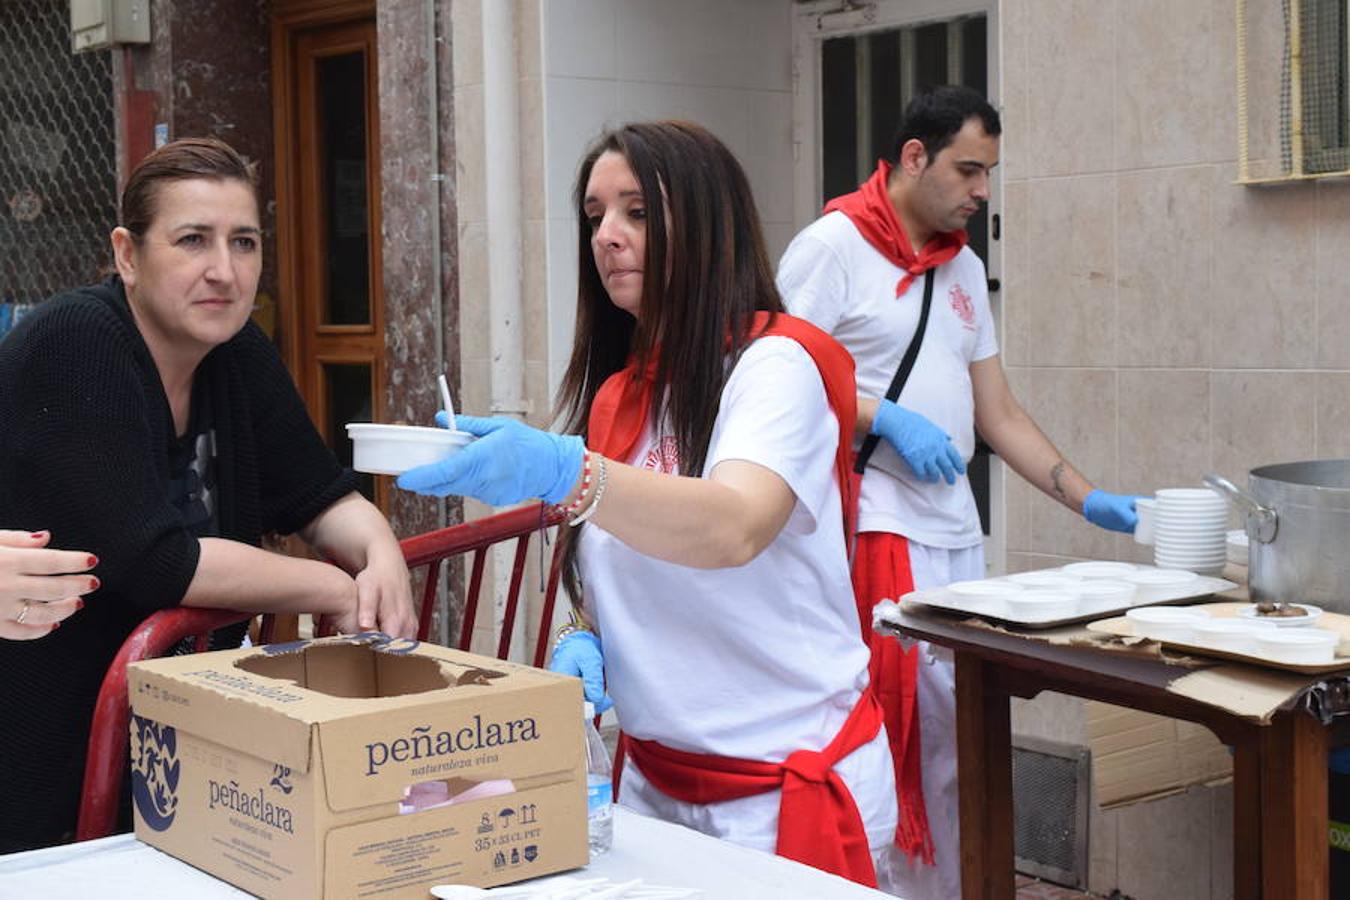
[544,76,620,220]
[616,0,790,91]
[541,0,618,79]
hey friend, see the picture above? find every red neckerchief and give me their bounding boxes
[823,160,967,297]
[624,691,884,887]
[586,311,857,541]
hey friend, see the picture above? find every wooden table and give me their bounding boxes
[879,606,1340,900]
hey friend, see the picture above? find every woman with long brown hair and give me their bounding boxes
[399,121,903,888]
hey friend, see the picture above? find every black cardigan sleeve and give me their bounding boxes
[0,296,199,615]
[231,322,361,536]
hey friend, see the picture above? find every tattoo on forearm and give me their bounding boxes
[1050,461,1068,501]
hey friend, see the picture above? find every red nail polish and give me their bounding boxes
[75,599,85,611]
[87,555,99,568]
[51,621,60,630]
[30,531,47,540]
[88,577,101,591]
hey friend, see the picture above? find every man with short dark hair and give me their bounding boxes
[778,85,1139,898]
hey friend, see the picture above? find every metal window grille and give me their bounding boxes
[0,0,117,309]
[1239,0,1350,182]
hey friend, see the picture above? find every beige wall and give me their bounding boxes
[998,2,1350,896]
[1000,0,1350,575]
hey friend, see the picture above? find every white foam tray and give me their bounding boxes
[894,565,1237,629]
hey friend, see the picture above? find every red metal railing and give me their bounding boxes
[75,502,568,840]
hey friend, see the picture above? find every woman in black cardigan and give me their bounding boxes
[0,138,417,852]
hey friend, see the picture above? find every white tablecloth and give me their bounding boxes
[0,807,887,899]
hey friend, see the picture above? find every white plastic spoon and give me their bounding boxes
[437,373,456,426]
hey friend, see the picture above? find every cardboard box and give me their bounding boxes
[128,633,587,899]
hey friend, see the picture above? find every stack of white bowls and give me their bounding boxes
[1153,487,1228,575]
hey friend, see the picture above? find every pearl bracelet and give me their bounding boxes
[568,454,608,526]
[558,451,594,518]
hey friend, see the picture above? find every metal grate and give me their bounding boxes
[1012,736,1091,889]
[0,0,118,309]
[1239,0,1350,183]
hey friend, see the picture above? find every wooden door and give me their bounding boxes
[274,6,385,509]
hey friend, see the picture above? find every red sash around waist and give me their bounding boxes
[622,690,884,887]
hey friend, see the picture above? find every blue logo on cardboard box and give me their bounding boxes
[208,777,295,834]
[131,713,181,831]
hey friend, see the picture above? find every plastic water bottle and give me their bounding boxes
[583,701,613,855]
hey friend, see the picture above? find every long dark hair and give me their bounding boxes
[555,121,784,614]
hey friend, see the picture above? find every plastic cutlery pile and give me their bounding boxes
[430,876,702,899]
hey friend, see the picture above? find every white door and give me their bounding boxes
[790,0,1005,573]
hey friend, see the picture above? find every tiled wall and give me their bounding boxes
[1000,0,1350,574]
[1000,2,1350,897]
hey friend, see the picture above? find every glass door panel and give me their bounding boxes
[317,50,371,326]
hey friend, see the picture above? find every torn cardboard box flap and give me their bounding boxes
[129,633,587,899]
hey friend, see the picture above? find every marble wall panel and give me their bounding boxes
[1024,0,1115,177]
[1023,175,1116,368]
[1210,167,1317,370]
[1316,181,1350,368]
[1115,0,1213,170]
[1116,167,1212,369]
[1211,371,1316,482]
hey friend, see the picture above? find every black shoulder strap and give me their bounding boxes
[853,267,938,474]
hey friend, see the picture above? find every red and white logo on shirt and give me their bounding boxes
[949,283,976,329]
[642,435,680,474]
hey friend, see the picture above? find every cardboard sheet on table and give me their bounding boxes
[877,600,1335,723]
[1086,602,1350,675]
[901,571,1237,629]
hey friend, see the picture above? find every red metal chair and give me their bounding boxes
[402,501,568,667]
[76,502,569,840]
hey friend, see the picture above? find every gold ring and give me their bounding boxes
[15,599,30,625]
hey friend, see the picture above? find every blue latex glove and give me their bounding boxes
[396,413,585,505]
[871,399,967,485]
[548,631,613,714]
[1082,489,1141,533]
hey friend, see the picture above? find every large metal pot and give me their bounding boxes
[1204,461,1350,614]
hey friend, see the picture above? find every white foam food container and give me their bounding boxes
[347,423,475,476]
[1254,628,1341,664]
[1005,591,1079,619]
[1125,606,1210,642]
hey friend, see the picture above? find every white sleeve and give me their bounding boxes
[776,229,849,335]
[705,338,838,532]
[971,276,999,362]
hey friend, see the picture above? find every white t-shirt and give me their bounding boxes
[578,336,897,851]
[777,210,999,549]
